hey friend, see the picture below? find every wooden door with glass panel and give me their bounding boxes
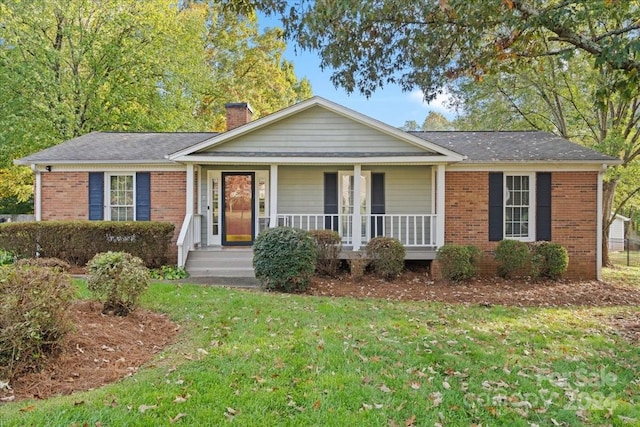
[222,172,255,246]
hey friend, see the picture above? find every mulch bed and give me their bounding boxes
[1,300,178,403]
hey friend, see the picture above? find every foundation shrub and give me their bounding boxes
[0,221,174,267]
[0,265,74,380]
[436,244,482,282]
[308,230,342,277]
[530,242,569,280]
[86,251,150,316]
[365,237,405,281]
[253,227,317,292]
[494,239,530,278]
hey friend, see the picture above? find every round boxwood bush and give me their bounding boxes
[253,227,317,292]
[530,242,569,280]
[86,251,150,316]
[494,239,530,278]
[365,236,405,280]
[436,244,482,281]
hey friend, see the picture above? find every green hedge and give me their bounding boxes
[0,221,174,268]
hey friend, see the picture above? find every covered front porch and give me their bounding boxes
[177,163,446,268]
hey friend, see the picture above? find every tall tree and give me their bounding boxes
[0,0,311,206]
[192,5,311,129]
[422,112,453,131]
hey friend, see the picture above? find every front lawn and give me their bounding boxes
[1,272,639,426]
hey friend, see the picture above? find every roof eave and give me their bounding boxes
[14,159,177,166]
[172,154,461,164]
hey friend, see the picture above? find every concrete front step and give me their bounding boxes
[185,248,255,278]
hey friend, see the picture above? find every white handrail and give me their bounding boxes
[275,213,437,247]
[177,214,202,267]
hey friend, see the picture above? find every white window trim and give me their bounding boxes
[104,172,136,221]
[503,172,536,242]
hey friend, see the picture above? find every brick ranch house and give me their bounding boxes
[16,97,619,279]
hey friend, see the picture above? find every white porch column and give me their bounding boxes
[269,164,278,227]
[436,164,446,248]
[186,164,194,216]
[353,164,362,250]
[196,166,202,215]
[33,165,41,221]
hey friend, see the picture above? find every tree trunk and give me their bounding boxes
[602,179,619,267]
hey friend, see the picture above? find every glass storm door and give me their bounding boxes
[222,172,255,246]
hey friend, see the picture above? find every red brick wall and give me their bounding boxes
[41,170,186,264]
[41,172,89,220]
[443,171,598,279]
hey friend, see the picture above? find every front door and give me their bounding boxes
[222,172,255,246]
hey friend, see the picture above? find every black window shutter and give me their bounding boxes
[136,172,151,221]
[324,173,338,231]
[488,172,503,241]
[88,172,104,220]
[371,173,385,237]
[536,172,552,241]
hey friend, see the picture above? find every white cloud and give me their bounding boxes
[408,89,455,119]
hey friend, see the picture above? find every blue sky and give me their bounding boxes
[259,15,456,128]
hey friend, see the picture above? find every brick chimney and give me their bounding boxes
[225,102,253,131]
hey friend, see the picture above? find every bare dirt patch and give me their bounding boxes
[2,272,638,404]
[1,300,178,403]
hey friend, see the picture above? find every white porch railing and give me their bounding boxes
[275,213,437,247]
[177,214,202,267]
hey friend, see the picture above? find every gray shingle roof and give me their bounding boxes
[16,132,219,164]
[16,130,616,165]
[410,131,616,162]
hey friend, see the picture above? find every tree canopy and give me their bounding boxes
[0,0,311,208]
[250,0,639,101]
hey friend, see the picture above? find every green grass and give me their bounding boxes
[609,250,640,267]
[2,272,640,426]
[603,264,640,288]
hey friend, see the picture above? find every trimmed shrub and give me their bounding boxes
[530,242,569,280]
[15,257,71,272]
[308,230,342,277]
[253,227,317,292]
[86,251,150,316]
[0,265,74,380]
[494,239,530,278]
[365,237,405,280]
[436,244,482,282]
[0,221,174,268]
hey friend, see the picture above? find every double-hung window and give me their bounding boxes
[106,174,135,221]
[504,173,534,241]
